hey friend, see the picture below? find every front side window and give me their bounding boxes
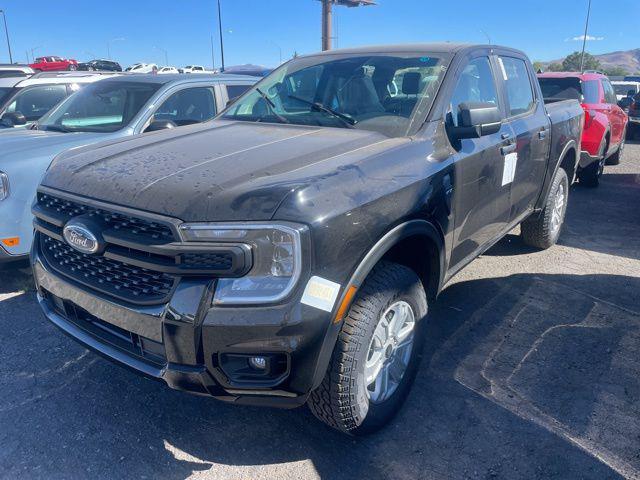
[226,84,252,101]
[448,57,498,127]
[222,53,446,137]
[498,56,535,116]
[38,81,161,132]
[2,85,68,121]
[154,87,216,126]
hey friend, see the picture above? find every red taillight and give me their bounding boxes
[581,106,596,129]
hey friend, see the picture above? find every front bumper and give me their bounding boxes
[32,236,339,408]
[0,244,28,264]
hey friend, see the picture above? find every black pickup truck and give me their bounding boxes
[32,44,583,435]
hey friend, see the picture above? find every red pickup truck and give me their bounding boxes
[30,56,78,72]
[538,72,628,187]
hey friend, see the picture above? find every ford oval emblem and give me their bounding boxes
[63,221,99,254]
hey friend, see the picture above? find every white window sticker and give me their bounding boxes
[502,152,518,186]
[301,276,341,312]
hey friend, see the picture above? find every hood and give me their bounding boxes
[42,120,393,222]
[0,130,109,165]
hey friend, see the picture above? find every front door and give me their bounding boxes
[448,55,513,268]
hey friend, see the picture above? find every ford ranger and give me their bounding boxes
[31,44,583,435]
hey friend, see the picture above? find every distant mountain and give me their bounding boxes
[541,49,640,74]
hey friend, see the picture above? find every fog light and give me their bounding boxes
[249,356,267,370]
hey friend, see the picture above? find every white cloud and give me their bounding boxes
[566,34,605,42]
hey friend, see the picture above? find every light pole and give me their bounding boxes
[217,0,225,72]
[210,35,216,71]
[154,46,168,66]
[30,46,41,63]
[579,0,592,73]
[0,10,13,64]
[317,1,375,51]
[269,41,283,65]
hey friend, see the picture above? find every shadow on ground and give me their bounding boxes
[0,271,637,479]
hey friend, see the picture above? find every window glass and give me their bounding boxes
[3,85,68,121]
[498,56,535,116]
[155,87,216,126]
[0,87,13,104]
[39,81,160,132]
[448,57,498,127]
[226,84,252,101]
[538,77,582,101]
[602,80,617,104]
[223,54,445,138]
[581,80,600,104]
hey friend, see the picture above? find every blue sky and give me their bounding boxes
[0,0,638,68]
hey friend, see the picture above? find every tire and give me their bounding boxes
[606,130,625,165]
[521,167,569,249]
[578,158,603,188]
[307,261,427,435]
[67,64,77,71]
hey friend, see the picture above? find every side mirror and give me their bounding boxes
[1,111,27,127]
[144,119,177,133]
[448,102,502,140]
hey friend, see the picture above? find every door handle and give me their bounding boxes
[501,133,511,140]
[538,129,547,139]
[501,143,517,155]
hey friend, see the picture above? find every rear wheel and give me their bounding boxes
[521,167,569,249]
[307,261,427,435]
[578,157,604,187]
[67,64,77,71]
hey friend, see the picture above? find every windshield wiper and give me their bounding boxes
[287,94,357,128]
[255,88,289,124]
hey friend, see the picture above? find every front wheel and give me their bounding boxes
[307,261,427,435]
[521,167,569,249]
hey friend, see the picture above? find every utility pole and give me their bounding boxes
[217,0,225,72]
[579,0,592,73]
[0,10,13,64]
[318,1,375,51]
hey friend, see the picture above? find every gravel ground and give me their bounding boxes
[1,142,639,480]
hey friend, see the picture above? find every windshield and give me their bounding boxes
[38,81,161,133]
[1,85,68,122]
[222,53,446,137]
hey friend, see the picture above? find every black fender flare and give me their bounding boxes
[537,139,578,210]
[309,219,446,390]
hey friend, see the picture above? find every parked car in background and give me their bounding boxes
[612,80,640,113]
[126,63,158,74]
[31,43,583,434]
[624,75,640,82]
[0,73,256,262]
[30,56,78,72]
[0,72,115,130]
[223,64,272,77]
[538,72,628,187]
[77,59,123,72]
[158,66,179,75]
[183,65,207,74]
[628,93,640,137]
[0,64,34,78]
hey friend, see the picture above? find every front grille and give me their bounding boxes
[180,252,234,270]
[38,192,175,243]
[41,236,176,304]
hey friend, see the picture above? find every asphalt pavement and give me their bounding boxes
[1,142,639,480]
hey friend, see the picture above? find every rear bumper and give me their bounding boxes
[32,235,337,409]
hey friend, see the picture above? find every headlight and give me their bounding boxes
[0,172,9,201]
[179,223,303,305]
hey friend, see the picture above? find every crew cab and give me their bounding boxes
[0,74,255,263]
[0,72,112,130]
[32,44,583,435]
[30,56,78,72]
[538,72,628,187]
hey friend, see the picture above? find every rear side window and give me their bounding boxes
[498,56,535,116]
[4,85,68,121]
[226,84,251,101]
[448,57,499,127]
[538,77,582,100]
[601,80,617,105]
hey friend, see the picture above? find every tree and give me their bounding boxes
[532,61,545,73]
[603,66,629,77]
[548,63,564,72]
[562,51,601,72]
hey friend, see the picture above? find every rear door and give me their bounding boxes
[446,53,513,268]
[601,78,627,146]
[495,54,551,221]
